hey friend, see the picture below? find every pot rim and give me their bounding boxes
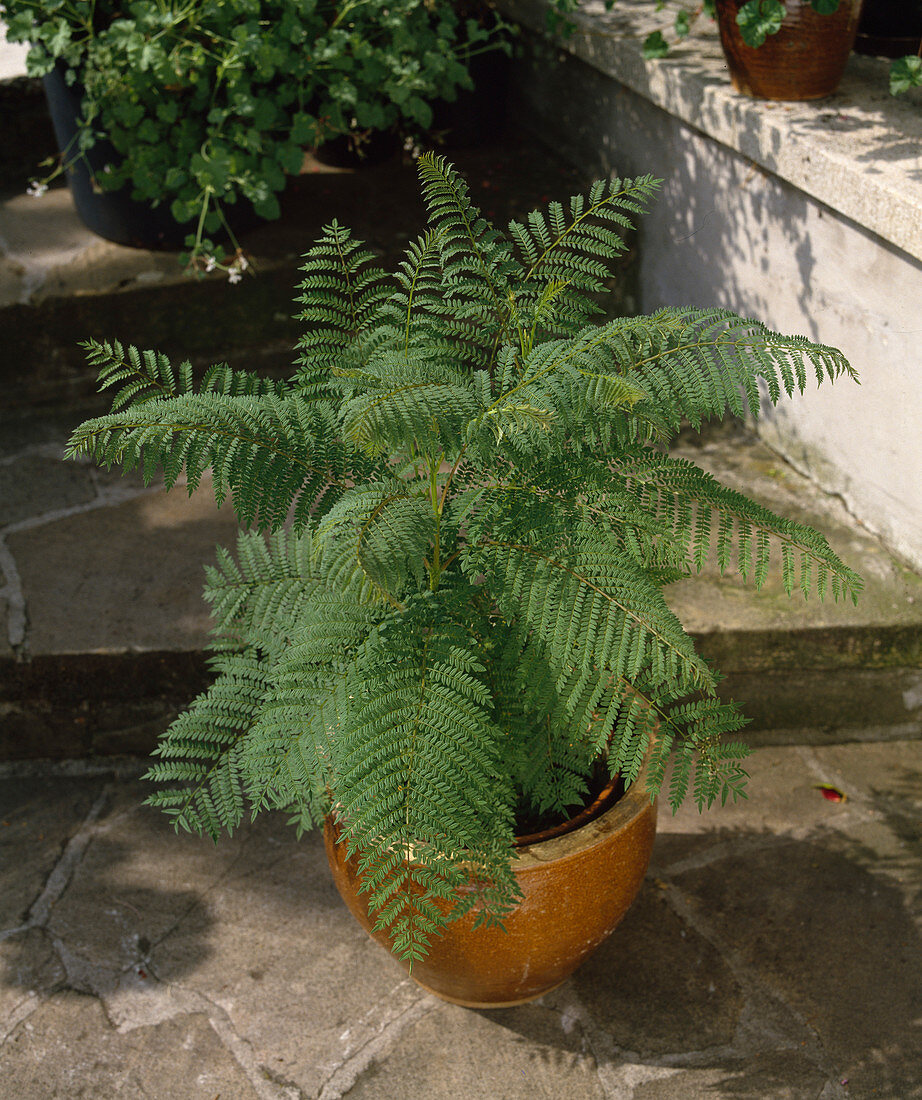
[511,737,657,870]
[327,738,657,873]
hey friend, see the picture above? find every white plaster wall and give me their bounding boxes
[0,20,29,80]
[514,44,922,570]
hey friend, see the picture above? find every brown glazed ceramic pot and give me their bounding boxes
[715,0,864,100]
[323,746,658,1008]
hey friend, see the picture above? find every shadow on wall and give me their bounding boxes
[511,38,922,359]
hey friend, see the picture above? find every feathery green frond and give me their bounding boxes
[67,393,353,531]
[81,339,286,413]
[615,450,863,601]
[80,339,193,411]
[335,599,519,959]
[508,174,661,338]
[317,483,434,601]
[144,648,271,840]
[294,220,390,400]
[72,155,862,963]
[602,308,855,436]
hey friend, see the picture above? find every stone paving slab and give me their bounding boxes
[0,739,919,1098]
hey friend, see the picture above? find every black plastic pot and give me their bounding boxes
[42,64,258,251]
[854,0,922,58]
[431,45,510,147]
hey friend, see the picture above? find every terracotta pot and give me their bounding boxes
[324,746,658,1008]
[715,0,864,100]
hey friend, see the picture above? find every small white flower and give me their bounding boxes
[26,181,48,198]
[402,136,421,160]
[236,254,249,272]
[227,268,242,284]
[204,256,217,273]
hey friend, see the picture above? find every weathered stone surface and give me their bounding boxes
[629,1051,829,1099]
[668,433,922,651]
[565,883,744,1057]
[652,742,851,876]
[672,835,922,1097]
[7,478,239,654]
[0,449,95,527]
[146,815,415,1097]
[0,773,107,928]
[715,667,922,738]
[0,927,65,1025]
[1,993,261,1099]
[0,740,916,1096]
[0,651,210,761]
[344,999,606,1099]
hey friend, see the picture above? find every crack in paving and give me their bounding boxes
[548,987,686,1100]
[655,879,849,1099]
[0,991,43,1052]
[0,786,110,944]
[314,979,439,1100]
[138,962,304,1100]
[0,785,113,1049]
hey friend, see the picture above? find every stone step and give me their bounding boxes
[2,416,920,761]
[0,134,594,415]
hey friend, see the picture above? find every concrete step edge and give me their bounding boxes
[2,631,920,763]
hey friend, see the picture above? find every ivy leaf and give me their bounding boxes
[291,112,319,145]
[810,0,840,13]
[260,156,286,192]
[737,0,786,48]
[404,95,433,128]
[674,10,691,38]
[25,47,55,77]
[252,193,281,220]
[191,149,234,192]
[38,17,72,56]
[278,142,306,174]
[253,97,277,131]
[890,55,922,96]
[170,198,198,224]
[5,11,37,41]
[642,31,670,60]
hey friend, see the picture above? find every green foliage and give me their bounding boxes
[3,0,507,272]
[68,154,861,960]
[890,54,922,96]
[735,0,839,48]
[737,0,787,47]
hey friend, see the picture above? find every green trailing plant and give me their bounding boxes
[3,0,506,273]
[68,155,861,963]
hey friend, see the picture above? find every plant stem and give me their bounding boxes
[428,453,443,590]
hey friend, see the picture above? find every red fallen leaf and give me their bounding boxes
[814,784,847,802]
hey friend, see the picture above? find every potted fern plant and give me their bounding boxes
[68,154,861,1006]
